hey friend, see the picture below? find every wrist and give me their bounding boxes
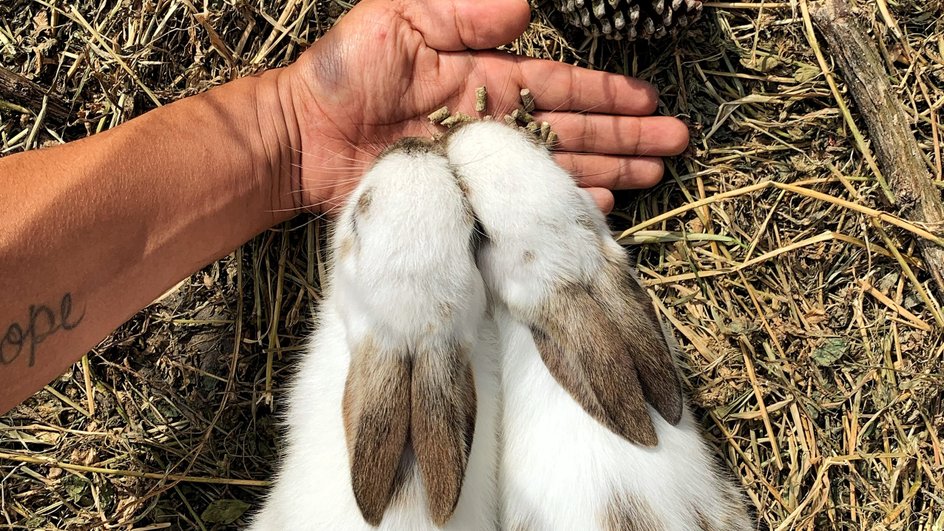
[246,68,304,221]
[278,56,355,215]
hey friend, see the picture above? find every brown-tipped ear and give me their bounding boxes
[532,287,659,447]
[410,343,477,526]
[342,342,411,526]
[602,255,684,426]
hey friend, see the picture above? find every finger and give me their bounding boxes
[539,113,690,156]
[515,59,660,115]
[397,0,531,51]
[584,187,615,213]
[554,154,665,190]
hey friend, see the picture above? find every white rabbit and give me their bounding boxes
[248,138,499,530]
[444,121,752,531]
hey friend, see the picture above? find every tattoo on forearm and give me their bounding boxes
[1,293,84,368]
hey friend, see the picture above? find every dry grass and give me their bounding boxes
[2,0,943,529]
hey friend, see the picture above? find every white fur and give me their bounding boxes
[445,121,751,530]
[248,147,499,530]
[446,127,609,319]
[497,309,748,530]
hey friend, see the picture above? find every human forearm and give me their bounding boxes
[0,69,297,413]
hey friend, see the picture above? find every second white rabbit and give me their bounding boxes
[445,121,752,531]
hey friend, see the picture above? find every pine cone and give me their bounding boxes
[553,0,704,40]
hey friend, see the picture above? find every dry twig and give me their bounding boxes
[809,0,944,295]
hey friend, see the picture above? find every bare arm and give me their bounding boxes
[0,70,296,413]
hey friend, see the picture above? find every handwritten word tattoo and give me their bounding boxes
[1,293,84,368]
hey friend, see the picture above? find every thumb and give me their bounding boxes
[397,0,531,51]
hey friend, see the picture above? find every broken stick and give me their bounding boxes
[810,0,944,296]
[0,66,71,123]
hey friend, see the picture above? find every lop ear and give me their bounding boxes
[411,343,477,527]
[531,254,683,447]
[533,286,659,446]
[607,260,685,426]
[342,342,411,526]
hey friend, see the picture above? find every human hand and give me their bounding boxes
[276,0,690,214]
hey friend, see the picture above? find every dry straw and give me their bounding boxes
[1,0,942,529]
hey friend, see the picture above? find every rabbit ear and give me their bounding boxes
[604,256,685,427]
[531,252,683,447]
[410,342,477,526]
[532,287,659,446]
[342,341,411,526]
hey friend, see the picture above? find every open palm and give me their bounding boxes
[282,0,689,213]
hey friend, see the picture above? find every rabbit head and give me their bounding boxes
[331,137,485,526]
[443,121,683,446]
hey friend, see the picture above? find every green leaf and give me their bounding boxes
[812,338,848,366]
[201,499,251,524]
[794,64,822,83]
[739,53,783,73]
[62,474,88,503]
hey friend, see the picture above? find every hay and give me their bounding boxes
[2,0,943,528]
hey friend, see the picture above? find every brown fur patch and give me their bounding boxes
[522,250,536,263]
[597,244,683,425]
[378,136,444,158]
[531,284,658,446]
[576,213,597,232]
[521,217,682,443]
[338,237,355,260]
[694,508,716,531]
[438,302,454,319]
[342,339,412,525]
[601,493,663,531]
[355,188,372,215]
[455,175,471,196]
[410,342,477,526]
